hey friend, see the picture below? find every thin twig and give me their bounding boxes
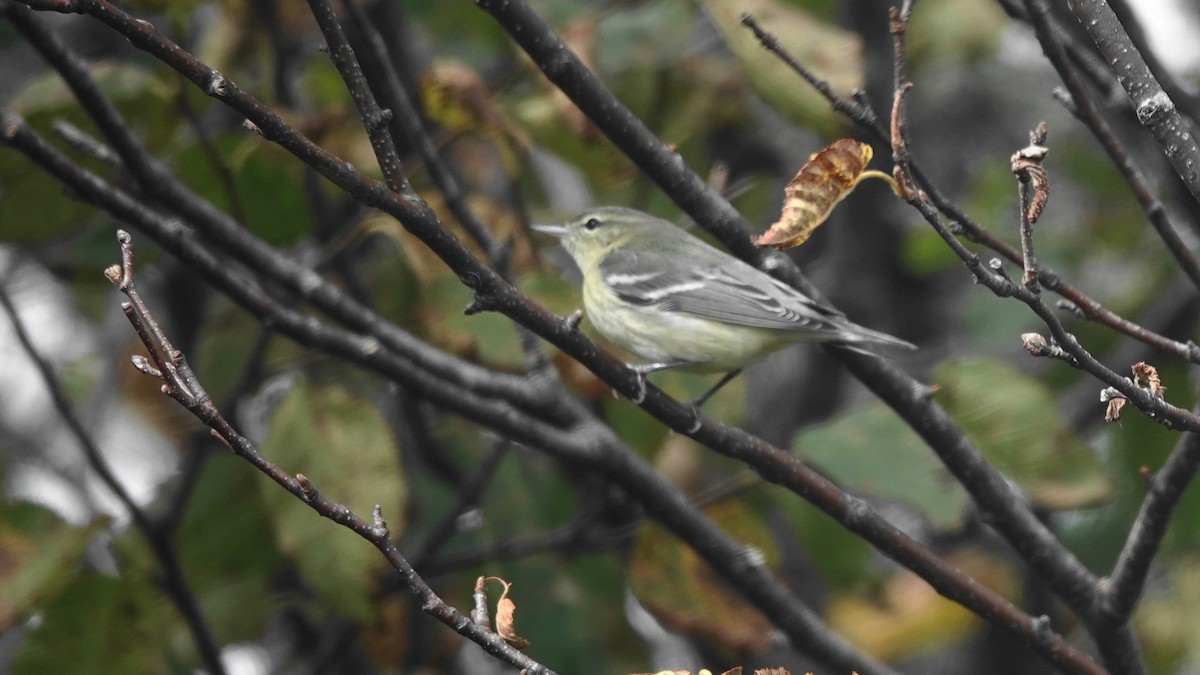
[337,0,554,375]
[102,229,556,675]
[0,277,228,675]
[1012,122,1050,292]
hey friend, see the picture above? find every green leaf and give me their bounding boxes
[0,502,106,629]
[1134,556,1200,673]
[774,489,877,591]
[175,453,283,644]
[0,160,99,243]
[596,0,692,73]
[698,0,863,136]
[13,574,168,675]
[259,380,406,621]
[933,359,1113,509]
[3,62,178,243]
[908,0,1007,65]
[172,135,312,246]
[796,403,972,530]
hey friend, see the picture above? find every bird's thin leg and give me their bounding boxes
[626,360,693,404]
[690,369,743,409]
[682,370,742,434]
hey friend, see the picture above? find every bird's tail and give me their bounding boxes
[836,323,917,351]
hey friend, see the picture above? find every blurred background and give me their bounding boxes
[2,0,1200,673]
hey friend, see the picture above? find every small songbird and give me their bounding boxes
[534,206,915,405]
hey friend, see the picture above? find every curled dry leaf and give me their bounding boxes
[1106,398,1127,423]
[752,139,897,249]
[1132,361,1165,398]
[485,577,530,650]
[1100,388,1127,424]
[1011,122,1050,223]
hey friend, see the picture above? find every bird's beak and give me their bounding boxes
[531,223,568,238]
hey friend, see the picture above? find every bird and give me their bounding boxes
[534,206,915,407]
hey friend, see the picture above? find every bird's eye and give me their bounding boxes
[583,217,601,231]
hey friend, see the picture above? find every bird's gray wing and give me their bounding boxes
[598,247,846,332]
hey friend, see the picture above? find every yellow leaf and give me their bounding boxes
[699,0,862,135]
[827,550,1017,661]
[752,139,894,249]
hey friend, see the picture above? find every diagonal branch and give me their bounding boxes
[0,0,555,419]
[0,279,227,675]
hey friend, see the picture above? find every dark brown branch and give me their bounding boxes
[339,0,498,260]
[0,0,553,418]
[333,0,555,375]
[305,0,408,196]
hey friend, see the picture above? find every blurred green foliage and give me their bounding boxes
[3,0,1199,672]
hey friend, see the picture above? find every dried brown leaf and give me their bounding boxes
[485,577,530,650]
[1105,397,1127,424]
[1132,362,1165,398]
[752,139,895,249]
[496,586,528,649]
[495,596,529,649]
[1011,122,1051,222]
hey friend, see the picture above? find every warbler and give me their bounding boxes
[534,206,914,403]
